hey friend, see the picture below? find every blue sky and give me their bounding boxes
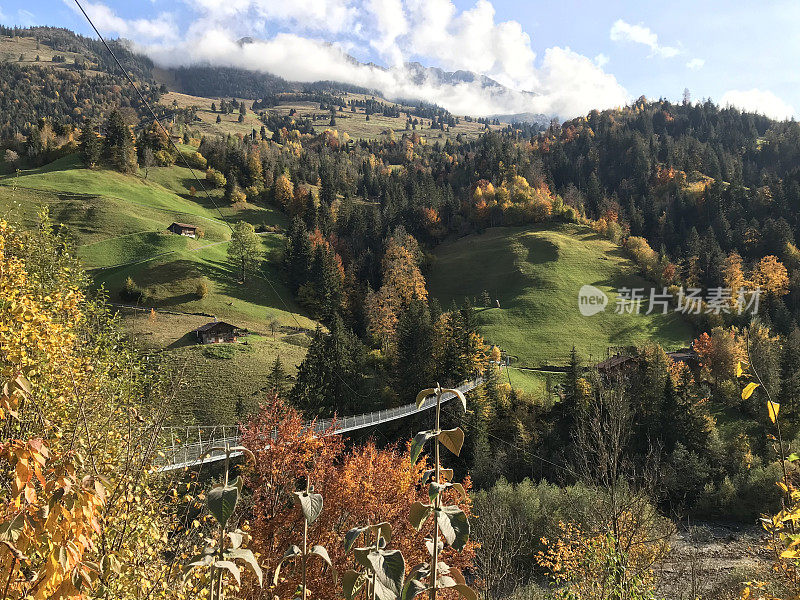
[1,0,797,119]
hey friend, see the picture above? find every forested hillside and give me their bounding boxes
[5,21,800,600]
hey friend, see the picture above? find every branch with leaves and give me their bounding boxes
[404,385,476,600]
[183,444,262,600]
[274,475,336,599]
[343,522,405,600]
[737,349,800,591]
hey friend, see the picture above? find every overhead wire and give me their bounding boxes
[75,0,380,402]
[73,0,486,417]
[72,0,233,233]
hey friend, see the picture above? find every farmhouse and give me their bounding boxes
[596,348,698,374]
[168,222,198,238]
[194,320,243,344]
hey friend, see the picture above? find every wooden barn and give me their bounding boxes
[168,222,198,238]
[194,320,242,344]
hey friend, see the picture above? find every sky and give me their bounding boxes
[1,0,798,120]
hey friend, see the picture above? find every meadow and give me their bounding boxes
[0,154,315,423]
[428,223,692,367]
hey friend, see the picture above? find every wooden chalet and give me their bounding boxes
[595,347,698,374]
[194,320,243,344]
[168,222,198,238]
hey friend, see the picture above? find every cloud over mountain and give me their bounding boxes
[73,0,630,118]
[720,88,794,121]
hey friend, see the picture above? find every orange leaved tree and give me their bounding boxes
[240,396,475,600]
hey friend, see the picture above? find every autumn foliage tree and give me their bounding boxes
[0,217,179,600]
[240,396,475,600]
[366,230,428,349]
[752,255,789,297]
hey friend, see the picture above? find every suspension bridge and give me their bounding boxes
[156,379,483,472]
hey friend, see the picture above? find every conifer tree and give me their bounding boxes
[103,110,137,173]
[79,118,101,168]
[266,355,288,397]
[310,243,343,320]
[780,326,800,419]
[394,299,435,401]
[285,217,313,293]
[289,318,367,416]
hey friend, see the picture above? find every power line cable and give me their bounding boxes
[485,431,578,479]
[72,0,233,233]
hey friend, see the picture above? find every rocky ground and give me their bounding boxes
[656,522,773,600]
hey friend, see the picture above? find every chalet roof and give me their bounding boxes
[666,349,698,363]
[194,321,239,333]
[170,222,197,229]
[596,354,636,371]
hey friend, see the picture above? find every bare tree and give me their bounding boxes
[472,490,528,600]
[142,146,155,179]
[573,375,674,595]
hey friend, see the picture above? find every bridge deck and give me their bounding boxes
[157,379,482,472]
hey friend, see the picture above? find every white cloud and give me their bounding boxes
[594,53,609,67]
[64,0,176,42]
[77,0,631,118]
[686,58,705,70]
[402,0,540,91]
[185,0,356,35]
[609,19,679,58]
[720,88,795,120]
[363,0,407,66]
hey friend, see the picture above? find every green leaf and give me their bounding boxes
[450,483,467,501]
[0,513,25,543]
[436,506,470,551]
[410,431,437,465]
[293,490,324,524]
[401,578,427,600]
[444,388,467,412]
[451,584,477,600]
[227,445,256,463]
[428,482,446,504]
[226,548,263,587]
[425,537,443,557]
[182,549,214,581]
[416,388,438,409]
[372,522,392,545]
[428,482,467,504]
[437,428,464,457]
[273,545,302,586]
[354,548,406,600]
[344,526,369,552]
[101,554,121,576]
[343,570,365,600]
[310,545,333,567]
[227,530,243,550]
[410,501,432,530]
[207,476,242,527]
[214,560,241,586]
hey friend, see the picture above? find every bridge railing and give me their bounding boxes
[155,379,481,471]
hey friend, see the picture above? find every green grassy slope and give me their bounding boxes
[0,155,316,423]
[0,155,310,329]
[428,224,692,367]
[121,310,309,424]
